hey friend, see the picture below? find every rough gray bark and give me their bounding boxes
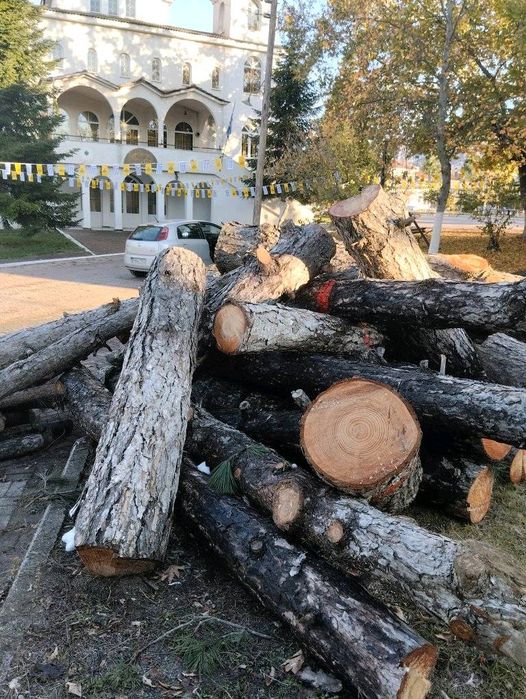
[180,465,438,699]
[185,408,526,666]
[291,276,526,334]
[0,381,64,411]
[418,447,494,524]
[62,366,116,442]
[214,221,280,273]
[475,333,526,387]
[0,433,45,461]
[213,300,382,358]
[0,302,138,403]
[28,408,71,436]
[328,185,480,376]
[202,222,336,345]
[74,248,206,577]
[205,352,526,447]
[0,299,138,371]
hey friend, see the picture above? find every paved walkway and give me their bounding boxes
[0,255,141,333]
[66,228,130,255]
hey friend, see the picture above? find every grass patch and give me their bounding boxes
[428,227,526,274]
[83,661,142,694]
[0,228,81,261]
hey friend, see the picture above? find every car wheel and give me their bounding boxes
[130,270,146,278]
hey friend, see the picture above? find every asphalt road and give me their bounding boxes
[417,213,524,229]
[0,255,141,333]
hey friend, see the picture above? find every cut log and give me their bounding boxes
[28,408,71,436]
[202,222,336,344]
[476,333,526,388]
[0,381,65,411]
[180,465,438,699]
[0,433,45,461]
[185,408,526,665]
[62,366,116,442]
[481,438,512,461]
[213,301,382,358]
[0,298,138,371]
[74,248,206,577]
[205,352,526,447]
[329,185,480,376]
[418,447,494,524]
[300,379,422,511]
[0,302,138,403]
[214,221,280,273]
[291,275,526,334]
[427,253,492,280]
[510,450,526,484]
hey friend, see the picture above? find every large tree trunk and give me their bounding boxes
[519,163,526,238]
[214,222,280,273]
[292,275,526,334]
[62,366,115,442]
[0,299,138,371]
[0,433,45,461]
[74,248,206,577]
[185,408,526,666]
[418,447,494,524]
[213,301,382,358]
[205,352,526,447]
[475,333,526,388]
[300,379,422,512]
[180,465,437,699]
[328,185,479,376]
[0,302,138,403]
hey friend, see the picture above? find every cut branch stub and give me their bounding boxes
[300,379,422,511]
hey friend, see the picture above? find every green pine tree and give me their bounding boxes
[0,1,79,235]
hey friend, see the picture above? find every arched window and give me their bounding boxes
[152,58,162,83]
[87,48,98,73]
[90,0,101,12]
[90,183,102,213]
[147,119,167,147]
[121,110,139,145]
[242,121,258,161]
[212,66,220,90]
[108,0,118,15]
[182,62,191,86]
[248,1,261,31]
[175,122,193,151]
[244,57,261,93]
[78,111,99,141]
[120,53,130,77]
[53,41,64,64]
[126,0,136,17]
[55,108,69,136]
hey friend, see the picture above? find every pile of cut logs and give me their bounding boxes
[2,184,526,698]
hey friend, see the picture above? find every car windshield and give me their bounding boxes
[129,225,162,241]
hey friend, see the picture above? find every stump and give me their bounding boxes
[300,379,422,511]
[74,248,206,576]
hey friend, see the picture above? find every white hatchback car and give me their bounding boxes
[124,220,221,276]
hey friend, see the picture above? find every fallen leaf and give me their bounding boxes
[282,650,304,675]
[8,677,21,692]
[265,666,276,686]
[48,646,59,661]
[142,675,155,688]
[66,681,82,697]
[159,565,186,584]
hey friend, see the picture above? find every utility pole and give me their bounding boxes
[252,0,278,225]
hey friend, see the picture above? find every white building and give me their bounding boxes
[39,0,268,229]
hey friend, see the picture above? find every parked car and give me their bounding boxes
[124,220,222,276]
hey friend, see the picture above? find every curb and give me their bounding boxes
[0,253,123,269]
[0,438,92,683]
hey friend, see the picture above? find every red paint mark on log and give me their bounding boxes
[315,279,336,313]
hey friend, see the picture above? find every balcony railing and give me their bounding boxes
[61,134,221,152]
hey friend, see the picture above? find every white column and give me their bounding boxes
[156,187,166,221]
[184,183,193,220]
[114,184,123,230]
[81,183,91,229]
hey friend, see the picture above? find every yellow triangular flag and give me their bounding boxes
[215,158,223,172]
[100,164,109,177]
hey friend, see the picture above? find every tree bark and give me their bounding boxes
[180,465,437,699]
[62,366,116,442]
[292,275,526,334]
[300,379,422,512]
[328,185,480,376]
[0,381,64,411]
[205,352,526,447]
[74,248,206,577]
[28,408,71,436]
[475,333,526,388]
[213,301,382,358]
[0,299,138,371]
[0,433,45,461]
[418,447,494,524]
[214,222,280,273]
[185,408,526,666]
[0,302,138,403]
[519,163,526,238]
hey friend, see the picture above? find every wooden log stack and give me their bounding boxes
[3,200,526,695]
